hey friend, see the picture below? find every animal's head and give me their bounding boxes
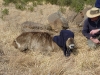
[66,38,75,50]
[12,32,28,52]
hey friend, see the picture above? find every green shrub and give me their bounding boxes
[59,7,66,14]
[57,0,72,6]
[15,3,26,11]
[70,0,84,12]
[1,8,9,15]
[2,0,95,12]
[1,8,9,20]
[32,1,37,7]
[3,0,11,5]
[46,0,58,4]
[85,0,95,6]
[28,6,34,12]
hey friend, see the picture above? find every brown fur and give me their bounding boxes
[12,32,75,55]
[66,38,74,46]
[66,38,75,49]
[21,21,52,32]
[12,32,61,53]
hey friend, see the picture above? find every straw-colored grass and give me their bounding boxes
[0,1,100,75]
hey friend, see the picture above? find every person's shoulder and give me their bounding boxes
[84,17,89,23]
[61,29,72,32]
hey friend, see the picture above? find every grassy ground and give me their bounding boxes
[0,1,100,75]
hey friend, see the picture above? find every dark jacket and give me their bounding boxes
[95,0,100,8]
[53,30,74,56]
[82,17,100,39]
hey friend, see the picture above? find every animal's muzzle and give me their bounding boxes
[69,44,75,49]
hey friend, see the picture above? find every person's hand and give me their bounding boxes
[90,29,100,35]
[90,37,100,44]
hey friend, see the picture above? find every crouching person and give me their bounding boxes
[82,7,100,49]
[53,30,75,57]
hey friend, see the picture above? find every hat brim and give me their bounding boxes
[86,10,100,18]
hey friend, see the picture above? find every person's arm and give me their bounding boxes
[82,18,91,39]
[90,29,100,35]
[83,19,100,44]
[90,37,100,44]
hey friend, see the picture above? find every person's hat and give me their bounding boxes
[86,7,100,18]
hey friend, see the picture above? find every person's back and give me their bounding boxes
[53,30,74,56]
[95,0,100,8]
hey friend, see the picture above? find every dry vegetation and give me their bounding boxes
[0,0,100,75]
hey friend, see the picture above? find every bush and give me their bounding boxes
[70,0,84,12]
[3,0,95,12]
[85,0,95,6]
[1,8,9,19]
[28,6,34,12]
[1,8,9,15]
[15,3,26,10]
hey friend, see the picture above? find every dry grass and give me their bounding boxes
[0,1,100,75]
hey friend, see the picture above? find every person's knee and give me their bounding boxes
[87,39,97,49]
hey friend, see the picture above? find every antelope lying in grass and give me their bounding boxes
[12,30,75,56]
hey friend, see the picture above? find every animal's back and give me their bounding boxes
[30,32,55,51]
[13,32,60,53]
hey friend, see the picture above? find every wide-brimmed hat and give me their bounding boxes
[86,7,100,18]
